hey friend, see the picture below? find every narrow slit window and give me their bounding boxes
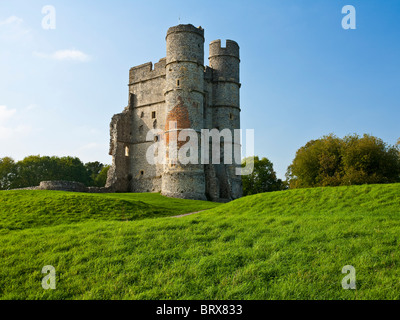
[152,111,156,119]
[176,79,180,87]
[203,96,207,119]
[140,170,144,176]
[129,93,134,109]
[125,145,129,157]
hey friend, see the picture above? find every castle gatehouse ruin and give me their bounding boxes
[106,24,243,201]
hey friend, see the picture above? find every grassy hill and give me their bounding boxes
[0,190,220,231]
[1,184,400,299]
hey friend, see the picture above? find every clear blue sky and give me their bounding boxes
[1,0,399,179]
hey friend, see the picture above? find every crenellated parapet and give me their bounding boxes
[209,39,239,60]
[209,39,240,84]
[129,58,166,85]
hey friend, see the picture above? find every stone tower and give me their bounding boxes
[106,24,243,202]
[162,25,206,200]
[208,39,242,199]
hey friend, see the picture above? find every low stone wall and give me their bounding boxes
[13,180,112,193]
[87,186,112,193]
[38,181,87,192]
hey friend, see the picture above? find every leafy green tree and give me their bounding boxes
[0,155,110,189]
[58,157,91,185]
[287,134,400,188]
[11,155,55,188]
[9,155,91,189]
[341,134,400,185]
[242,156,285,196]
[286,134,343,188]
[93,165,110,187]
[85,162,104,181]
[0,157,16,190]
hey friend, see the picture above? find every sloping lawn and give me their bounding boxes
[1,184,400,299]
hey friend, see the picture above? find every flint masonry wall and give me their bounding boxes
[106,24,243,201]
[15,181,111,193]
[128,59,166,193]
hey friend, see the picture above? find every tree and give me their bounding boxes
[341,134,400,185]
[0,155,110,190]
[85,161,104,179]
[16,156,90,188]
[11,155,55,188]
[286,134,343,188]
[0,157,16,190]
[287,134,400,188]
[241,156,285,196]
[93,165,110,187]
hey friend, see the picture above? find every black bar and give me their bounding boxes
[0,300,396,318]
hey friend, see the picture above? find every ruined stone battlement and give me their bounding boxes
[129,58,166,84]
[14,180,111,193]
[166,24,204,38]
[106,24,243,201]
[209,40,240,84]
[209,39,240,60]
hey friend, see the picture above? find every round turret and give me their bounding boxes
[166,24,204,66]
[208,39,242,200]
[209,39,240,83]
[162,24,206,200]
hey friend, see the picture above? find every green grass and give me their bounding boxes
[0,190,220,231]
[1,184,400,299]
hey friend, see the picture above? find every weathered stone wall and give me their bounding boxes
[105,110,132,192]
[128,58,166,193]
[38,180,87,192]
[14,181,112,193]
